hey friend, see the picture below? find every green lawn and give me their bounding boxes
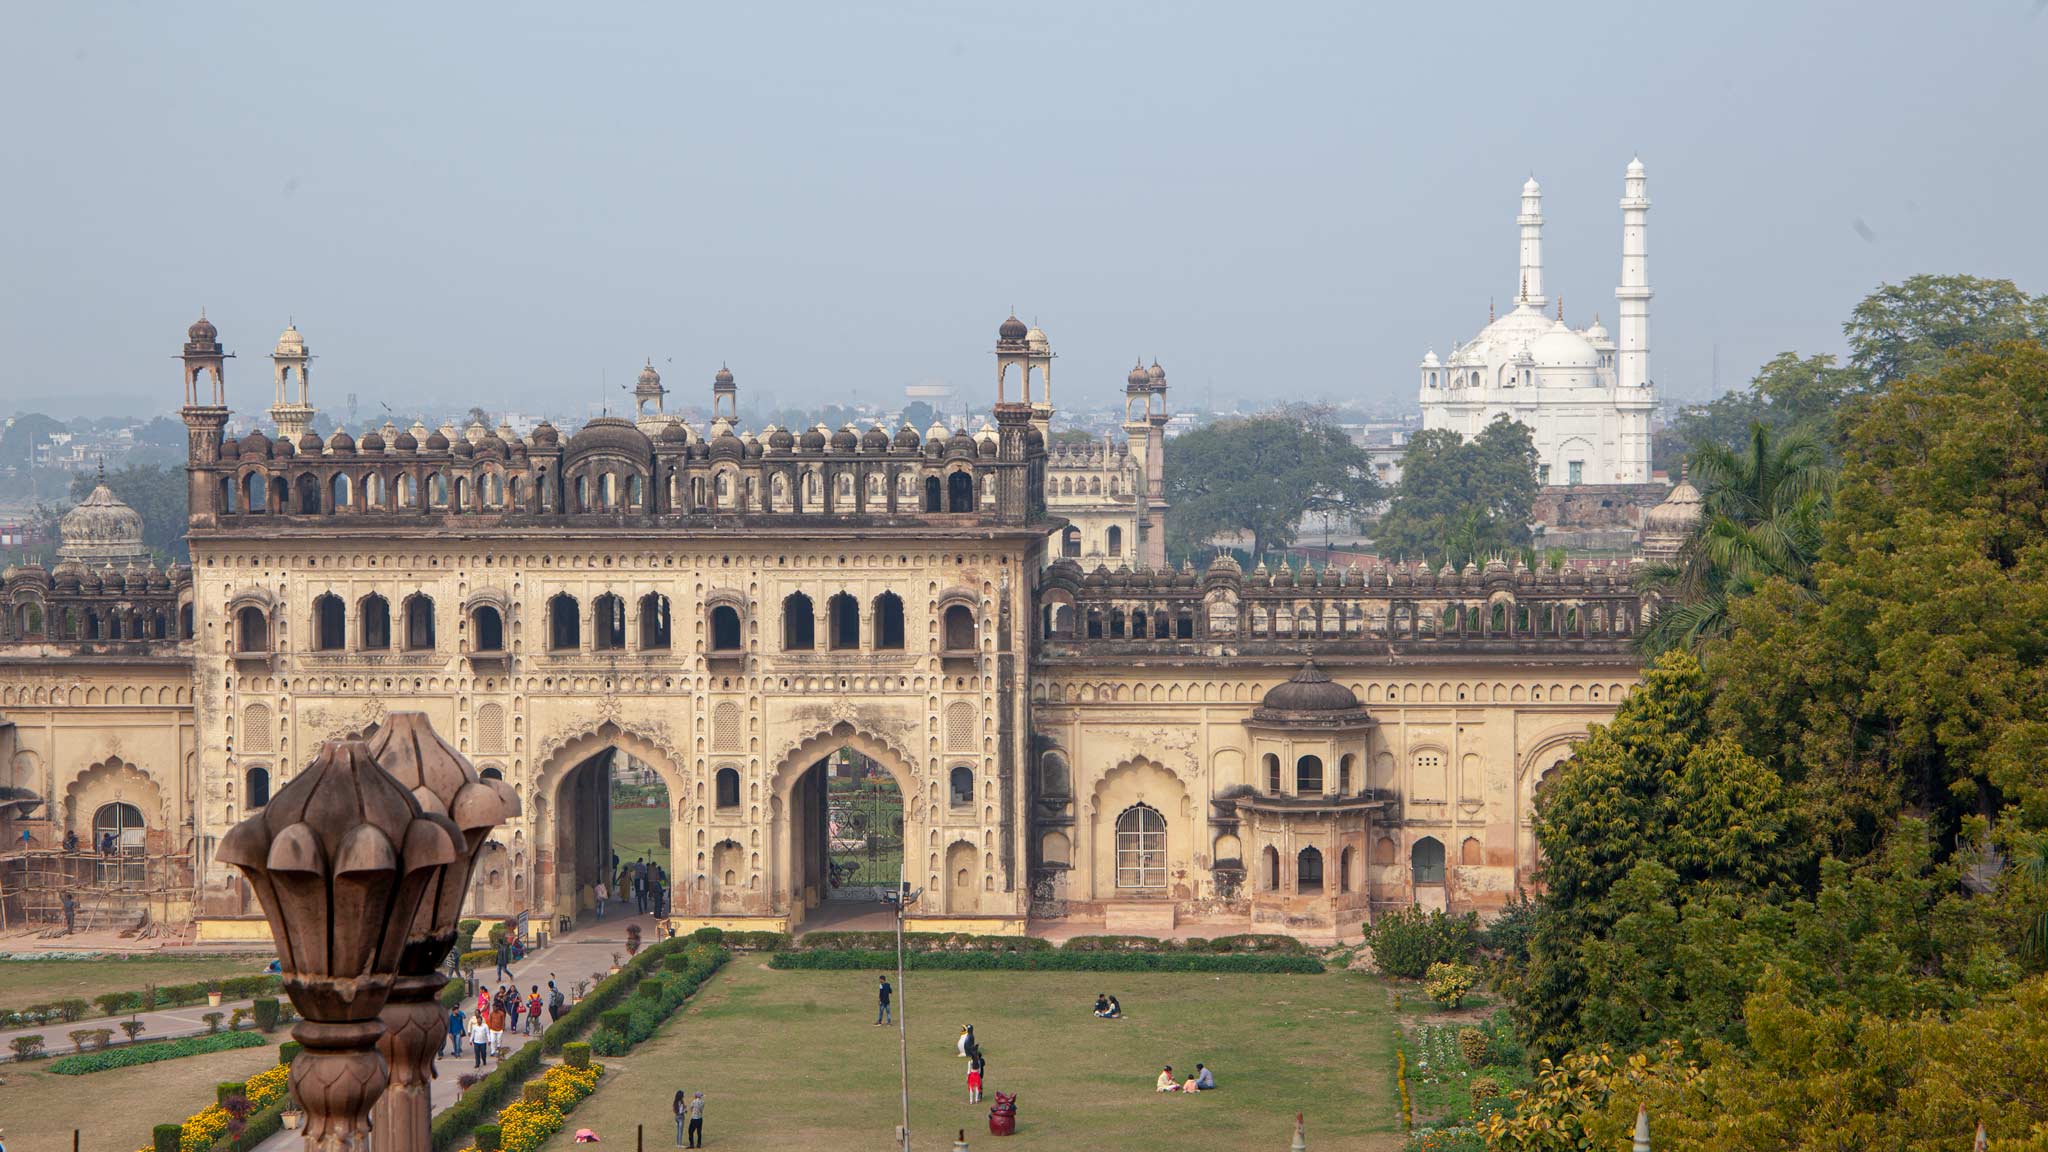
[2,1031,283,1152]
[610,805,671,876]
[0,953,275,1017]
[538,960,1404,1152]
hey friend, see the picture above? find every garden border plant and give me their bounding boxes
[50,1028,266,1075]
[769,948,1323,973]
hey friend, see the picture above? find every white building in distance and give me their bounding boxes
[1419,160,1655,487]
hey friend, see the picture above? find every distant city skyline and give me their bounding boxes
[4,3,2045,422]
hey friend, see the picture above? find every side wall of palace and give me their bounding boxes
[1029,660,1632,935]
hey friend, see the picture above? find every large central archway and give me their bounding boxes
[534,723,685,923]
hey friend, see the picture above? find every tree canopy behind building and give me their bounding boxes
[1162,408,1381,564]
[1371,415,1538,568]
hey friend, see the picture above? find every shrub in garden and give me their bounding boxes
[636,975,666,1001]
[203,1011,225,1033]
[56,997,88,1022]
[229,1007,251,1031]
[279,1040,301,1064]
[1363,907,1480,979]
[1424,961,1478,1008]
[691,926,724,944]
[562,1041,591,1068]
[769,949,1323,974]
[599,1007,633,1035]
[69,1028,96,1053]
[1457,1027,1491,1067]
[217,1081,247,1106]
[10,1034,45,1059]
[252,997,280,1031]
[121,1018,147,1043]
[1470,1075,1501,1102]
[94,990,141,1016]
[48,1030,267,1074]
[153,1123,183,1152]
[474,1122,504,1151]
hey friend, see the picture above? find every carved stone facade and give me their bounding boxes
[0,315,1644,942]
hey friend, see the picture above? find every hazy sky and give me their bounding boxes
[4,2,2045,422]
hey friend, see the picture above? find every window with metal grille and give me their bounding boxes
[1114,804,1166,889]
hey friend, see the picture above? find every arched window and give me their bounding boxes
[1061,526,1081,557]
[1114,804,1166,890]
[404,595,436,650]
[708,604,741,652]
[782,593,815,650]
[1339,754,1355,795]
[236,606,269,653]
[1297,846,1324,894]
[1107,525,1123,556]
[296,474,320,514]
[946,471,975,512]
[312,593,346,651]
[1295,755,1323,795]
[1039,752,1071,798]
[872,592,905,650]
[93,802,144,851]
[1263,844,1281,891]
[923,475,942,512]
[245,766,271,809]
[642,593,673,650]
[1411,837,1445,886]
[330,472,351,510]
[549,593,581,651]
[589,593,624,651]
[942,604,976,652]
[471,605,504,652]
[574,475,589,513]
[396,473,416,509]
[827,593,859,650]
[949,766,974,807]
[715,767,740,809]
[1339,846,1355,893]
[243,472,266,512]
[479,766,504,781]
[179,603,194,639]
[1264,753,1281,793]
[359,594,391,650]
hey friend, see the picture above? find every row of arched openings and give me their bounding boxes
[1261,753,1355,795]
[1260,845,1352,895]
[777,593,973,653]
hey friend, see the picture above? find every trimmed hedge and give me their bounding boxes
[769,949,1323,973]
[719,930,790,952]
[48,1029,267,1074]
[793,931,1053,953]
[430,936,727,1151]
[1061,933,1308,954]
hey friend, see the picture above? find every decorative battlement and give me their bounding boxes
[1,561,194,649]
[1036,553,1643,655]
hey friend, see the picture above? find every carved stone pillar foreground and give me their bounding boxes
[219,739,465,1152]
[364,713,517,1152]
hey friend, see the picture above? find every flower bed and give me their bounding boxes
[140,1058,292,1152]
[50,1029,266,1074]
[454,1061,604,1152]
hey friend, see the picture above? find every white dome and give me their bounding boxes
[1419,349,1441,368]
[59,483,150,568]
[1025,326,1049,354]
[1522,176,1541,195]
[1530,320,1601,370]
[274,324,306,356]
[1627,156,1646,176]
[1449,304,1552,366]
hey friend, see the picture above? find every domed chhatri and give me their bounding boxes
[998,313,1029,341]
[59,474,151,569]
[1253,661,1366,718]
[1126,360,1151,389]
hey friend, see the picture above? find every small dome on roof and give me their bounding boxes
[710,427,744,461]
[831,425,860,451]
[59,479,150,568]
[299,431,324,453]
[274,323,305,356]
[1254,661,1365,715]
[563,416,650,458]
[327,429,356,454]
[1148,361,1166,387]
[767,426,795,451]
[1420,349,1441,368]
[637,361,661,388]
[861,425,891,452]
[1523,175,1541,195]
[219,436,241,460]
[359,429,386,452]
[393,430,418,452]
[1644,471,1703,533]
[1627,156,1646,176]
[424,429,451,451]
[529,421,561,447]
[800,427,827,452]
[1025,326,1049,354]
[1127,361,1150,389]
[1530,320,1601,371]
[894,424,921,450]
[657,421,688,443]
[713,364,735,388]
[926,421,950,443]
[998,314,1028,341]
[187,314,217,343]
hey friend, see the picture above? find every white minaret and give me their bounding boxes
[1617,157,1651,391]
[1516,176,1546,308]
[269,323,315,442]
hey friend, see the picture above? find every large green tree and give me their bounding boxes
[1372,416,1538,566]
[1162,411,1381,563]
[1844,273,2048,390]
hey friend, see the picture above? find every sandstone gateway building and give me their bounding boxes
[0,316,1644,942]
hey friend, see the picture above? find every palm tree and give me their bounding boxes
[1639,422,1835,654]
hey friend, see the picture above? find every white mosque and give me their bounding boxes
[1418,159,1655,488]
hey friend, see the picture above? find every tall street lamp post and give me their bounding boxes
[883,884,923,1152]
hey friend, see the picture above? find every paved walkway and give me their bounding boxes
[247,912,660,1151]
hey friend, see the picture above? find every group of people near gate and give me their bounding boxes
[445,977,568,1067]
[598,853,670,920]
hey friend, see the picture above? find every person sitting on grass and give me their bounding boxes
[1192,1063,1215,1091]
[1156,1065,1178,1093]
[1094,993,1122,1019]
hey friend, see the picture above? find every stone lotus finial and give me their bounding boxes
[218,739,465,1152]
[361,713,517,1152]
[363,712,519,972]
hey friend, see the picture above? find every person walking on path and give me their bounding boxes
[875,975,892,1025]
[495,936,514,982]
[506,988,522,1035]
[685,1091,705,1148]
[447,1007,465,1057]
[549,978,565,1023]
[470,1014,490,1068]
[526,987,543,1034]
[595,881,609,921]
